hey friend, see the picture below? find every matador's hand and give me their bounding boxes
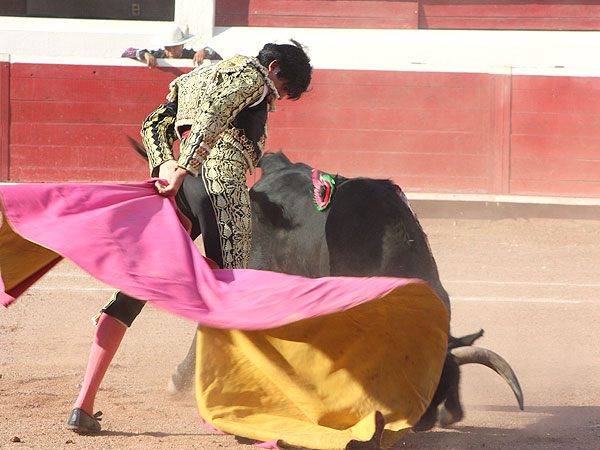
[156,160,188,197]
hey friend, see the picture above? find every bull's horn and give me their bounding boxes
[451,346,524,410]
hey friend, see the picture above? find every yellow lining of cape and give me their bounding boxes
[0,206,61,292]
[195,281,449,449]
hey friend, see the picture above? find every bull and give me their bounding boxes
[252,153,524,429]
[130,141,523,433]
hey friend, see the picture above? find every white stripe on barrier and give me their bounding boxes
[453,296,590,304]
[3,24,600,78]
[445,280,600,288]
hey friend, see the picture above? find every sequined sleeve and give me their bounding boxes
[140,101,178,177]
[177,66,266,176]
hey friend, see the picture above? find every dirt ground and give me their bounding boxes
[1,206,600,450]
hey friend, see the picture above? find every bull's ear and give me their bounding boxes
[259,151,292,172]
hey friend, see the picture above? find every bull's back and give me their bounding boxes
[325,178,450,312]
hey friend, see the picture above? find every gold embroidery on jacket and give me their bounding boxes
[221,127,260,172]
[168,55,273,176]
[201,142,252,269]
[141,103,177,175]
[142,55,276,177]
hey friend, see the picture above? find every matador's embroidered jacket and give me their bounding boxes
[141,54,279,176]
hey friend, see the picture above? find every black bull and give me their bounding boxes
[135,146,523,431]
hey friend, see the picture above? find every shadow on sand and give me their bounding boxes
[397,405,600,450]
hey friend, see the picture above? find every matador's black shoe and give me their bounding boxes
[66,408,102,434]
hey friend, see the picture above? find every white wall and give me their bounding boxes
[174,0,214,47]
[1,6,600,77]
[211,27,600,76]
[0,0,217,60]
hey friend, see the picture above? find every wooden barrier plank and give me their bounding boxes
[512,89,600,115]
[513,75,600,91]
[358,151,488,178]
[11,100,158,125]
[511,152,600,195]
[421,2,600,17]
[420,1,600,30]
[10,123,141,146]
[0,60,8,181]
[10,144,147,171]
[269,106,486,133]
[266,128,486,155]
[512,135,600,160]
[11,63,188,82]
[421,17,600,30]
[313,69,489,88]
[219,0,417,17]
[281,149,489,192]
[216,0,418,29]
[512,111,600,138]
[9,166,147,183]
[275,148,487,179]
[10,77,170,103]
[512,153,600,182]
[396,175,489,193]
[296,84,485,110]
[229,16,416,28]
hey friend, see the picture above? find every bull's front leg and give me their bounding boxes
[413,352,460,431]
[167,329,197,394]
[439,374,463,427]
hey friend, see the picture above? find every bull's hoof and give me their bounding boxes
[438,407,463,427]
[166,371,193,395]
[344,411,384,450]
[166,377,180,395]
[412,407,438,432]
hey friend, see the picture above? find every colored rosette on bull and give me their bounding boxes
[312,169,335,211]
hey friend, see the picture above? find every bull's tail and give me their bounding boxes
[127,136,148,160]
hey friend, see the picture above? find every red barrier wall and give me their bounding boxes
[4,62,600,199]
[267,69,503,194]
[8,63,184,182]
[215,0,600,31]
[510,75,600,197]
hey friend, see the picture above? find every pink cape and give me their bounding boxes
[0,181,445,330]
[0,181,450,449]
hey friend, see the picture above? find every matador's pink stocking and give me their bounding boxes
[73,313,127,415]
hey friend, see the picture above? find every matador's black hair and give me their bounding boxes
[257,40,312,100]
